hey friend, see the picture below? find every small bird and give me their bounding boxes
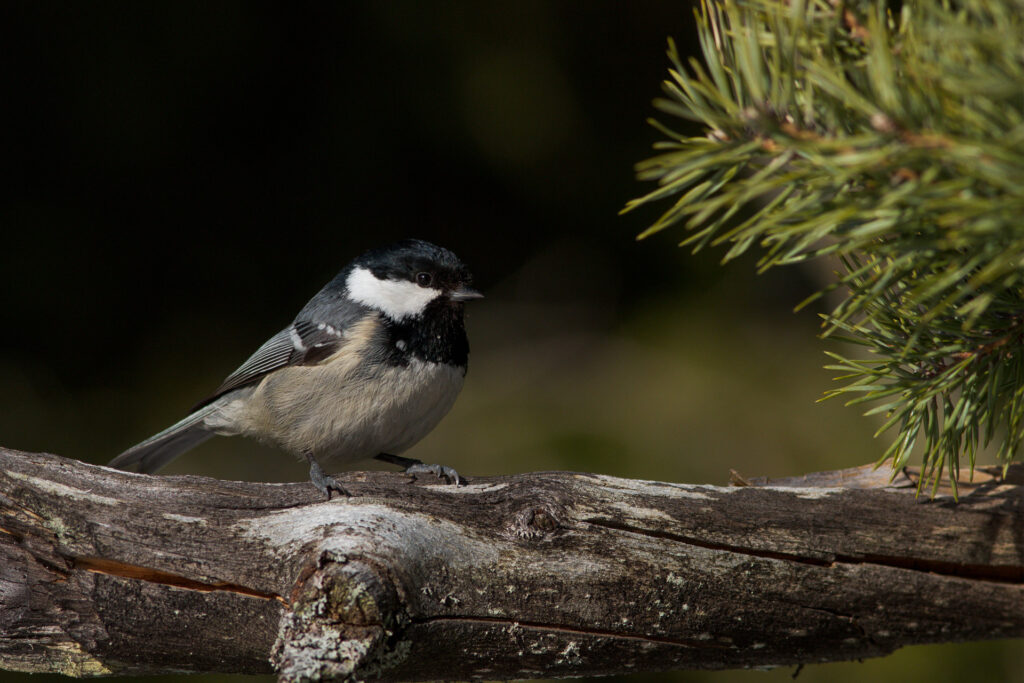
[110,239,482,498]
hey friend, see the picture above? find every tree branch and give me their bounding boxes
[1,447,1021,681]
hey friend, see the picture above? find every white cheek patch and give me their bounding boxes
[346,266,441,320]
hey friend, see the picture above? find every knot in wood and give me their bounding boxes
[273,558,406,683]
[508,503,564,539]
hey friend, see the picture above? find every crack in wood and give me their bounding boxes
[583,517,831,567]
[586,518,1024,584]
[0,525,72,578]
[34,555,72,579]
[832,552,1024,584]
[411,615,731,650]
[72,556,288,604]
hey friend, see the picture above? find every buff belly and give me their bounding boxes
[206,355,466,463]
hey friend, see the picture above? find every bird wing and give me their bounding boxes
[191,319,349,410]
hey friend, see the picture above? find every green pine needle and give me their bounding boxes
[627,0,1024,492]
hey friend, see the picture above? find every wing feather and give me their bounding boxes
[191,319,348,410]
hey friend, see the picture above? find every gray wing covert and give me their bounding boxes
[191,319,347,410]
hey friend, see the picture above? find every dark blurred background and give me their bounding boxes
[1,2,1019,682]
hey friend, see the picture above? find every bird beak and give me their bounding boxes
[450,286,484,302]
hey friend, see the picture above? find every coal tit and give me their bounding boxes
[109,239,482,498]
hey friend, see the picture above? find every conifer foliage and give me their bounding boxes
[626,0,1024,494]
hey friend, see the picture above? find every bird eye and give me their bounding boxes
[415,272,433,288]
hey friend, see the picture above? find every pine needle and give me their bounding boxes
[629,0,1024,488]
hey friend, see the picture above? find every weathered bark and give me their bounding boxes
[0,447,1021,681]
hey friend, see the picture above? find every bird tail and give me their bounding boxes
[109,404,219,474]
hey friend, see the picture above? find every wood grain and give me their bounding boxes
[1,448,1021,681]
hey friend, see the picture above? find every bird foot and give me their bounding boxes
[374,452,462,485]
[404,462,462,486]
[306,452,350,500]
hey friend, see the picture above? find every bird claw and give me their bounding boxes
[306,452,350,500]
[312,473,350,500]
[405,462,462,486]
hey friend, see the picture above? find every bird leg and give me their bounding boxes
[304,451,349,499]
[374,453,462,485]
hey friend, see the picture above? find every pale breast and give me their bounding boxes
[224,354,466,463]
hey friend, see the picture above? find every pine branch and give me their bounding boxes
[626,0,1024,492]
